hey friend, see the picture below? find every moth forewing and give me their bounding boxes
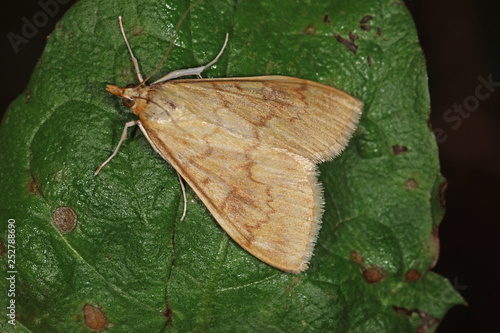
[138,102,327,273]
[99,16,363,273]
[154,76,363,162]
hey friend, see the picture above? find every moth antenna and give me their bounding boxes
[118,16,144,83]
[153,33,229,84]
[141,0,205,85]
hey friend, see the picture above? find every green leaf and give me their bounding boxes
[0,0,464,331]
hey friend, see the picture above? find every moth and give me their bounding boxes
[96,16,363,273]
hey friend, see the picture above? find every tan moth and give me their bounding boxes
[96,11,363,273]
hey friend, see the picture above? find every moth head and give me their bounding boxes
[106,83,138,109]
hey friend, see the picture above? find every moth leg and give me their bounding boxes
[135,122,188,221]
[118,16,144,82]
[95,120,139,175]
[153,33,229,84]
[177,173,188,221]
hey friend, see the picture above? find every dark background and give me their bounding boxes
[1,1,498,331]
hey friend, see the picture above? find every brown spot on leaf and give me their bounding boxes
[392,144,408,155]
[438,178,448,209]
[392,305,413,319]
[323,14,331,25]
[376,27,382,36]
[28,169,43,196]
[362,265,386,284]
[302,24,317,35]
[405,269,422,282]
[367,55,372,67]
[393,306,440,331]
[335,33,358,54]
[83,304,107,331]
[163,304,173,323]
[28,179,42,195]
[53,206,77,232]
[360,15,373,31]
[406,178,419,189]
[350,250,364,264]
